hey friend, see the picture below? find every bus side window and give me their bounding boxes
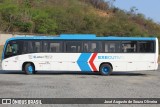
[90,42,97,52]
[104,43,109,52]
[49,42,61,53]
[103,41,120,53]
[66,41,82,53]
[83,42,89,52]
[5,43,12,57]
[122,41,137,53]
[43,42,49,52]
[83,41,101,53]
[28,41,34,53]
[138,41,155,53]
[90,42,101,52]
[12,44,18,54]
[22,41,28,54]
[34,41,41,52]
[27,41,42,53]
[109,43,116,53]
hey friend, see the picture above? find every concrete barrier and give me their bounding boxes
[0,34,13,45]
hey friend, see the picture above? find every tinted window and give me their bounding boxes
[27,41,42,53]
[35,41,41,52]
[22,41,28,54]
[43,41,62,53]
[83,42,89,52]
[21,40,42,54]
[4,41,22,59]
[43,41,49,52]
[103,41,120,53]
[49,42,61,52]
[138,41,155,53]
[122,41,137,53]
[66,41,82,53]
[90,42,100,52]
[83,41,101,52]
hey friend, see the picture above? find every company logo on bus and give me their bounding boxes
[98,56,122,60]
[28,55,52,59]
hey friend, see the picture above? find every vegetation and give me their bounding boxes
[0,0,159,38]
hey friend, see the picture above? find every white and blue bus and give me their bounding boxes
[1,34,159,75]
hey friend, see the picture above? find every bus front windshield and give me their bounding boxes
[4,41,20,59]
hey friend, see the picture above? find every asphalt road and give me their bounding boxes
[0,62,160,107]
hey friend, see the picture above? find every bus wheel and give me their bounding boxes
[24,63,35,75]
[33,71,38,74]
[99,64,112,76]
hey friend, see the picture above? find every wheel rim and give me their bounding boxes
[28,65,33,73]
[102,67,109,74]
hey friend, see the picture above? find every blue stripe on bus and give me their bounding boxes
[77,53,92,71]
[5,34,156,41]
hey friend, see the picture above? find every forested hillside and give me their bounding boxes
[0,0,160,38]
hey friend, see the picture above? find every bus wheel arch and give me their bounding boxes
[99,62,113,76]
[22,62,35,75]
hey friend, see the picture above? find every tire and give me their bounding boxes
[33,71,38,74]
[99,64,112,76]
[24,63,35,75]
